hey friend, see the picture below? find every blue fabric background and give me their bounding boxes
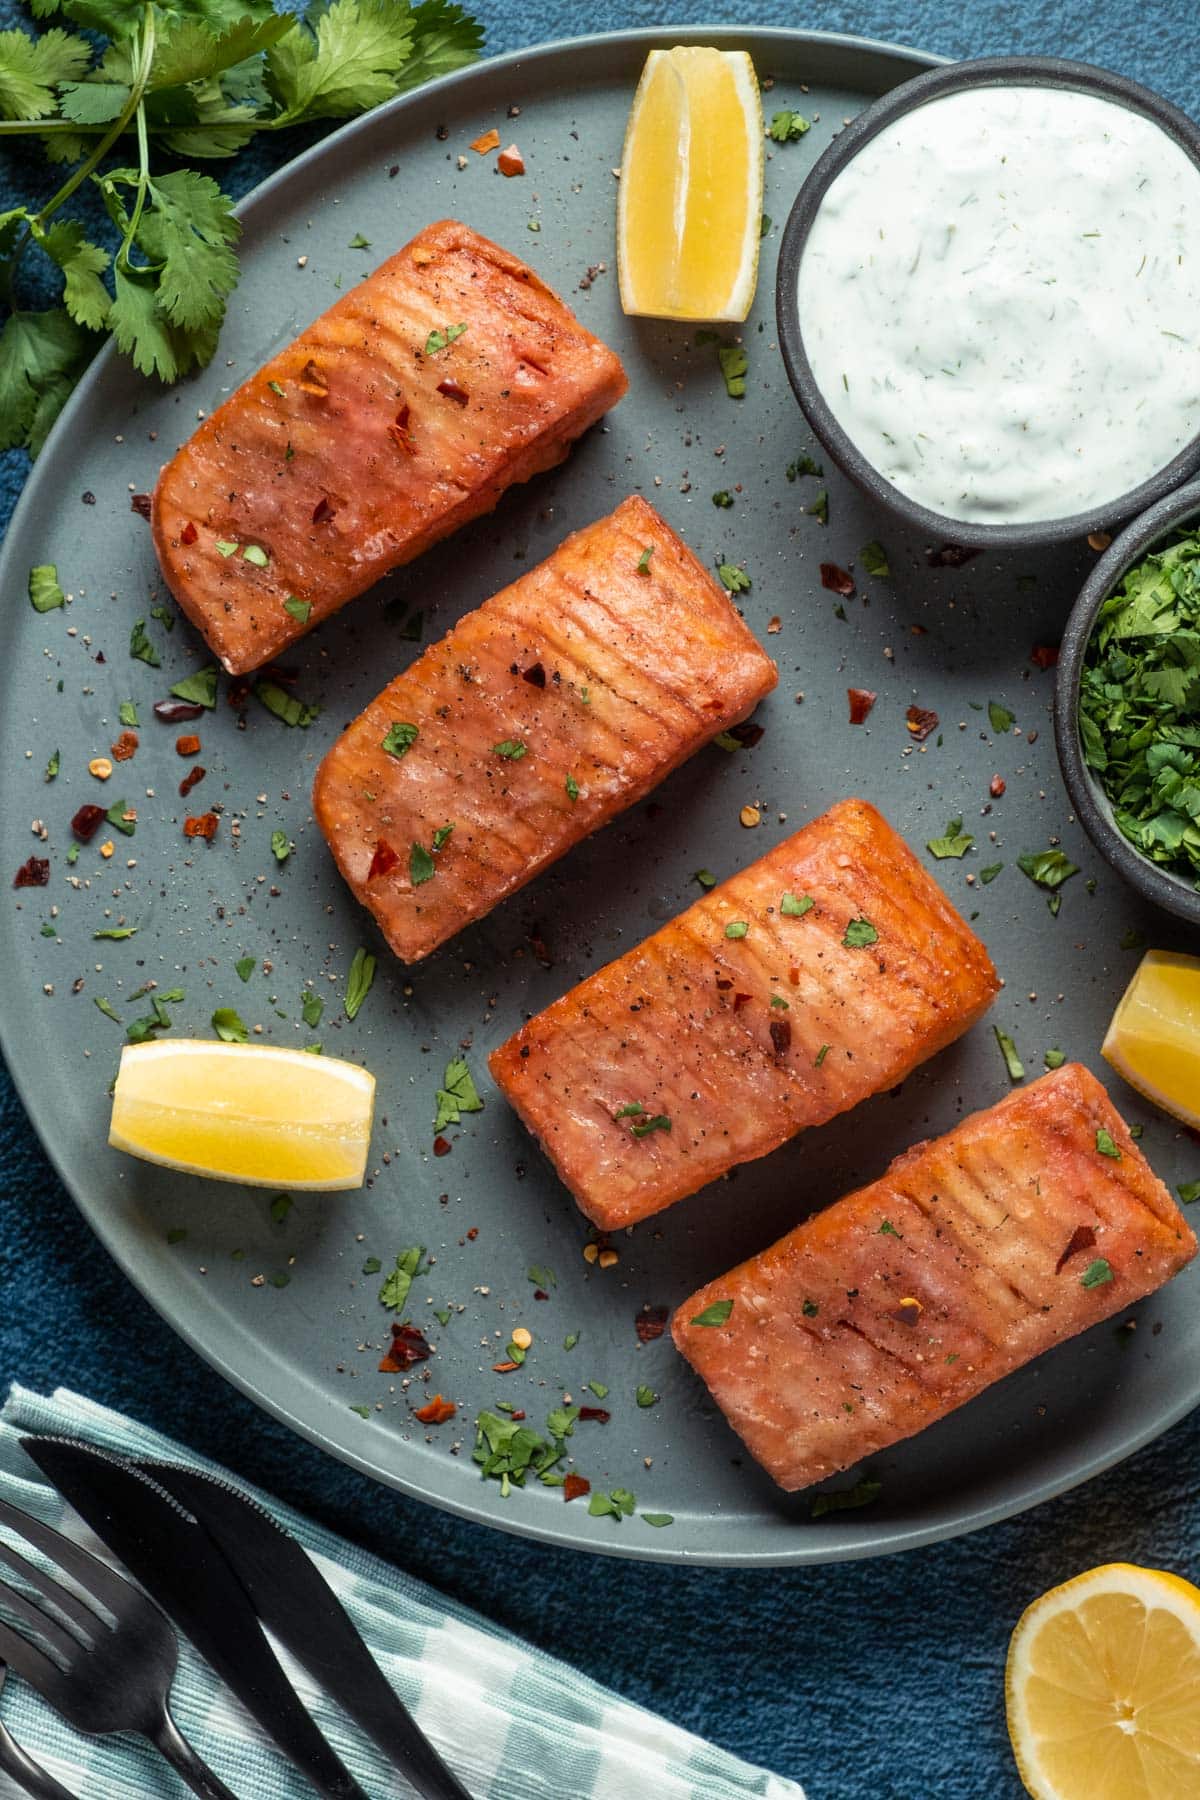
[3,6,1199,1797]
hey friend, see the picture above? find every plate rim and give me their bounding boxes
[9,22,1187,1570]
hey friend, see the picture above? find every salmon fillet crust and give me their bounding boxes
[673,1063,1197,1492]
[312,495,777,963]
[489,797,1000,1227]
[151,220,629,674]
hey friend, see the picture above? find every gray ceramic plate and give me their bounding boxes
[3,26,1198,1567]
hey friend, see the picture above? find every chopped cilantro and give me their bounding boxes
[717,343,747,398]
[301,992,324,1029]
[712,490,734,508]
[725,920,749,939]
[565,774,580,802]
[641,1513,674,1527]
[170,666,218,709]
[493,739,527,760]
[270,1194,292,1225]
[284,596,311,623]
[118,701,139,728]
[29,565,65,613]
[814,1044,830,1066]
[382,721,419,759]
[717,562,751,593]
[432,823,454,852]
[211,1007,248,1043]
[802,1299,819,1317]
[44,748,59,782]
[994,1026,1025,1083]
[636,544,655,575]
[769,109,810,142]
[927,817,974,859]
[859,540,890,578]
[588,1488,637,1520]
[1178,1181,1200,1204]
[635,1385,658,1408]
[878,1220,903,1239]
[235,956,255,983]
[129,619,160,667]
[434,1056,484,1133]
[808,488,829,525]
[1018,848,1080,892]
[785,453,823,481]
[348,231,372,249]
[254,681,319,728]
[979,863,1004,884]
[1096,1129,1122,1160]
[988,701,1015,734]
[410,842,435,885]
[104,798,135,837]
[270,830,290,864]
[781,891,814,917]
[379,1246,424,1314]
[811,1478,881,1518]
[694,869,718,889]
[1081,1258,1114,1287]
[842,917,878,949]
[691,1299,733,1327]
[1044,1048,1067,1070]
[344,948,375,1021]
[527,1263,556,1288]
[563,1332,580,1351]
[93,996,121,1024]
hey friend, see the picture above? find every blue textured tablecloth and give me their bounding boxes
[3,6,1199,1797]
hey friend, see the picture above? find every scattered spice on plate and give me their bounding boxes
[847,687,876,724]
[184,812,219,840]
[905,705,939,742]
[820,563,854,597]
[497,143,525,176]
[470,127,500,153]
[13,857,49,889]
[413,1395,456,1425]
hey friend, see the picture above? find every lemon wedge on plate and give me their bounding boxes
[1006,1562,1200,1799]
[617,46,764,321]
[109,1040,375,1190]
[1101,949,1200,1128]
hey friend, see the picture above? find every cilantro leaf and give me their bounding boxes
[994,1025,1025,1083]
[434,1055,484,1132]
[842,916,878,949]
[379,1245,424,1315]
[810,1478,881,1518]
[211,1006,248,1043]
[29,563,64,613]
[170,665,218,708]
[0,306,91,456]
[691,1299,733,1327]
[266,0,418,125]
[769,109,810,143]
[1018,848,1080,891]
[927,816,974,859]
[344,946,375,1020]
[0,23,91,120]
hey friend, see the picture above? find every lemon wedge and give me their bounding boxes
[1101,949,1200,1128]
[109,1039,375,1190]
[1006,1562,1200,1800]
[617,47,764,322]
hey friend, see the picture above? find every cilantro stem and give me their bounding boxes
[39,10,156,230]
[117,71,154,273]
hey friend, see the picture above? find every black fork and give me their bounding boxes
[0,1497,238,1799]
[0,1663,74,1799]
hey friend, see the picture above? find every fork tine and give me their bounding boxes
[0,1499,132,1612]
[0,1574,79,1666]
[0,1610,66,1692]
[0,1537,101,1638]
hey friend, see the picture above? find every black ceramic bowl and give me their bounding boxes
[1055,477,1200,926]
[775,55,1200,551]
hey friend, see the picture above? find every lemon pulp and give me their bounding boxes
[109,1039,375,1190]
[1101,949,1200,1127]
[617,47,764,322]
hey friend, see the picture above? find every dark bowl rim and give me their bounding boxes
[774,54,1200,551]
[1053,476,1200,925]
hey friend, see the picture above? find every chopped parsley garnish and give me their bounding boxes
[348,232,372,249]
[691,1299,733,1327]
[717,562,751,593]
[565,774,580,802]
[410,842,435,885]
[1178,1181,1200,1204]
[1044,1048,1067,1070]
[769,109,811,142]
[284,596,311,623]
[563,1331,579,1351]
[268,380,286,397]
[1081,1258,1114,1288]
[235,956,255,983]
[344,948,375,1020]
[216,540,238,557]
[382,721,419,759]
[44,748,59,781]
[694,869,718,888]
[474,1406,573,1497]
[630,1113,671,1138]
[379,1246,425,1314]
[927,817,974,859]
[988,700,1015,734]
[270,1194,292,1225]
[170,666,218,709]
[362,1255,382,1275]
[349,1405,371,1420]
[118,701,139,728]
[301,992,324,1029]
[270,830,290,864]
[211,1007,248,1043]
[814,1044,830,1066]
[241,543,269,567]
[717,343,747,398]
[842,916,878,949]
[712,490,734,508]
[29,564,65,613]
[93,997,121,1023]
[493,739,527,760]
[810,1478,881,1518]
[994,1026,1025,1083]
[859,540,890,578]
[105,798,135,837]
[781,891,814,917]
[771,994,790,1010]
[434,1056,484,1133]
[431,823,454,852]
[1096,1128,1122,1160]
[785,452,823,481]
[636,544,655,575]
[1018,848,1079,892]
[587,1380,608,1399]
[424,322,468,355]
[636,1385,657,1408]
[588,1488,636,1520]
[642,1513,674,1528]
[615,1102,644,1119]
[878,1220,902,1239]
[979,862,1004,884]
[808,488,829,525]
[802,1299,819,1317]
[725,920,749,939]
[254,681,319,728]
[129,619,160,666]
[527,1263,556,1288]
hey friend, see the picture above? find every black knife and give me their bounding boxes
[20,1438,369,1800]
[135,1460,472,1800]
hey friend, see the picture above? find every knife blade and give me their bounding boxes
[20,1437,369,1800]
[135,1460,472,1800]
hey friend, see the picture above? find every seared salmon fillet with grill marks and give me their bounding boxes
[151,220,628,674]
[312,495,777,963]
[673,1063,1196,1492]
[489,797,1000,1228]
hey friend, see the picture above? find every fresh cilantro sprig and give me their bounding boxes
[0,0,483,453]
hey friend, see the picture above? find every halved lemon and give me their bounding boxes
[1006,1563,1200,1800]
[109,1040,375,1190]
[1101,949,1200,1128]
[617,47,764,321]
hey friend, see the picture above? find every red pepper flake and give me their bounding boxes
[153,698,205,724]
[533,1288,549,1301]
[820,563,855,597]
[433,1134,452,1157]
[788,966,800,986]
[129,493,152,519]
[769,1018,793,1057]
[179,766,205,799]
[299,359,328,395]
[436,378,469,405]
[578,1406,610,1423]
[990,775,1006,798]
[368,839,401,881]
[509,1410,526,1421]
[1054,1223,1097,1276]
[767,615,782,634]
[497,143,525,177]
[732,992,752,1011]
[413,1394,457,1425]
[179,520,198,546]
[175,734,201,757]
[925,544,980,568]
[183,812,219,840]
[71,803,106,843]
[563,1473,591,1502]
[111,731,139,762]
[470,127,501,154]
[311,495,336,525]
[492,1359,520,1373]
[380,1322,432,1373]
[528,926,553,967]
[1030,644,1060,670]
[389,404,416,454]
[522,662,546,688]
[635,1305,669,1343]
[13,856,49,889]
[847,687,876,724]
[906,705,939,743]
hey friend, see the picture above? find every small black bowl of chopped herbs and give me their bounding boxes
[1055,477,1200,924]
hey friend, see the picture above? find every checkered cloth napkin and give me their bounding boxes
[0,1386,804,1799]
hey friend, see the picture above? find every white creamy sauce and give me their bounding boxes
[797,85,1200,524]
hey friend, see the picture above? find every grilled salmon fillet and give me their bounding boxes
[673,1063,1196,1492]
[151,220,628,674]
[489,797,1000,1228]
[312,495,777,963]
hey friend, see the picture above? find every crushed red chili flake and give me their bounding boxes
[533,1288,549,1301]
[522,662,547,688]
[179,520,198,546]
[389,404,416,453]
[509,1410,526,1421]
[311,495,336,525]
[175,734,201,757]
[154,698,204,724]
[183,812,219,840]
[299,359,328,395]
[906,705,939,742]
[732,992,752,1011]
[433,1135,452,1157]
[466,1226,479,1241]
[925,544,980,568]
[380,1322,432,1373]
[71,803,106,843]
[847,687,877,724]
[635,1306,669,1343]
[13,856,49,888]
[769,1018,793,1057]
[470,127,500,154]
[179,766,206,799]
[111,731,138,762]
[368,838,401,881]
[1054,1223,1097,1276]
[436,378,470,405]
[497,143,525,176]
[563,1473,591,1502]
[492,1360,520,1373]
[788,966,800,986]
[1030,644,1060,670]
[578,1406,610,1423]
[528,926,553,966]
[129,493,152,519]
[820,562,855,597]
[990,775,1007,798]
[412,1394,457,1425]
